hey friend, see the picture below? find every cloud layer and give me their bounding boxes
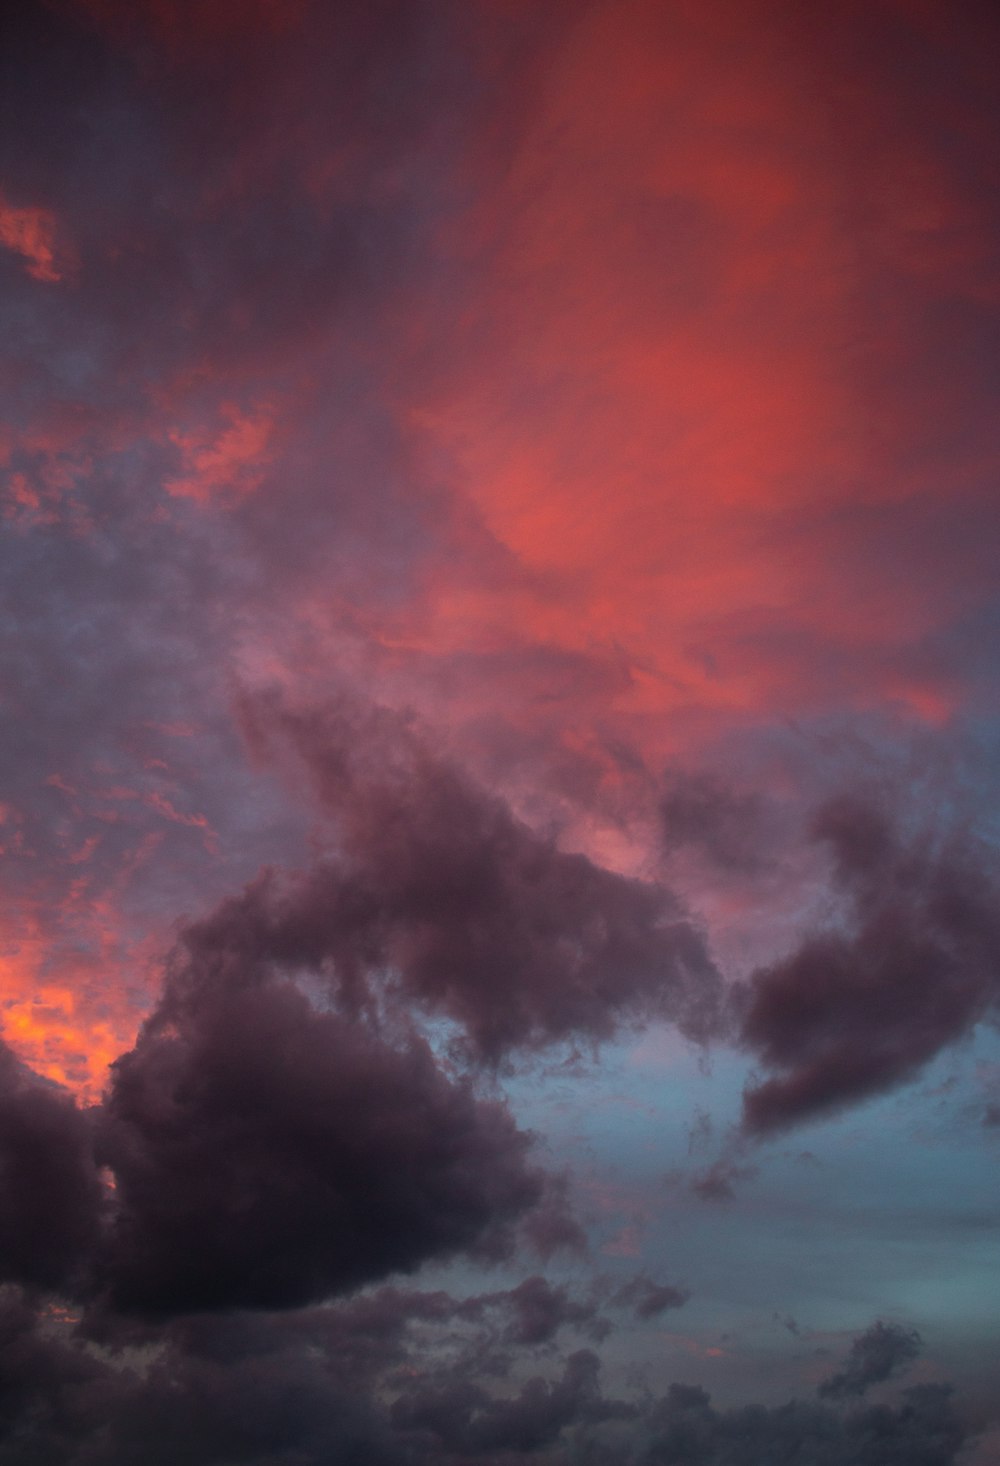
[3,0,1000,1460]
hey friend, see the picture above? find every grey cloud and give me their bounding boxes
[612,1276,690,1321]
[643,1378,966,1466]
[818,1320,923,1401]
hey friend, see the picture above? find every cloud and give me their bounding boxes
[740,793,1000,1133]
[0,1290,117,1463]
[391,1346,632,1459]
[689,1159,758,1205]
[0,1,998,1459]
[164,403,274,504]
[0,1288,400,1466]
[231,690,724,1060]
[612,1275,690,1321]
[96,956,542,1316]
[489,1275,608,1347]
[0,1274,981,1466]
[0,1041,102,1295]
[3,0,998,1110]
[661,772,778,878]
[0,664,723,1336]
[0,193,63,281]
[642,1377,967,1466]
[819,1320,923,1401]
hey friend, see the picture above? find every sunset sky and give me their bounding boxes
[2,2,999,1462]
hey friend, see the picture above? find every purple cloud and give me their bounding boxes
[741,794,1000,1133]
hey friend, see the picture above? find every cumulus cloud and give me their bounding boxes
[96,959,542,1316]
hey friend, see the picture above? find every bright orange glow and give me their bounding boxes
[1,981,124,1097]
[0,934,140,1100]
[0,824,168,1099]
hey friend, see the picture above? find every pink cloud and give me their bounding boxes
[0,194,63,282]
[165,403,274,504]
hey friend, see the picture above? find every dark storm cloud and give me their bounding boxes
[818,1320,923,1401]
[740,793,1000,1133]
[0,1041,102,1295]
[233,691,724,1060]
[96,957,541,1316]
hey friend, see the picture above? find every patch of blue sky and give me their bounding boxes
[498,1019,1000,1400]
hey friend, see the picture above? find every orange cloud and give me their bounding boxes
[0,917,141,1100]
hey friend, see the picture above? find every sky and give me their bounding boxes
[1,1,999,1462]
